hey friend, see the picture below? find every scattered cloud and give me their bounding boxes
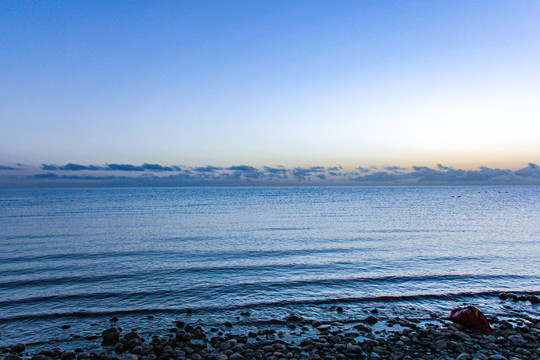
[105,163,146,171]
[194,166,223,173]
[2,162,539,187]
[0,164,23,170]
[384,166,406,172]
[33,172,59,179]
[141,163,181,172]
[356,166,373,173]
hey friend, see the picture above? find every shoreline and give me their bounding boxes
[2,296,539,360]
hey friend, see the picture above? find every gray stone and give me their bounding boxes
[4,355,23,360]
[472,353,488,360]
[456,353,470,360]
[10,343,25,353]
[431,340,448,349]
[102,327,120,345]
[120,355,138,360]
[508,334,526,346]
[285,314,303,322]
[488,355,507,360]
[346,343,361,353]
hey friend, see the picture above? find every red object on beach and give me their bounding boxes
[450,306,492,334]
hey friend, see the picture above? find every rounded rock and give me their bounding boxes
[102,327,120,345]
[120,355,138,360]
[61,351,76,360]
[10,343,25,354]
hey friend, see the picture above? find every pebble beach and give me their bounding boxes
[2,294,539,360]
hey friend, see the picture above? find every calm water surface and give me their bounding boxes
[0,186,539,347]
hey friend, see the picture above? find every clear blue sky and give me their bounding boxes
[1,1,539,170]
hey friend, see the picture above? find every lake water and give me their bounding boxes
[0,186,539,348]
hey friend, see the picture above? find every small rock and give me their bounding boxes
[336,306,343,312]
[110,316,119,322]
[286,314,303,322]
[101,327,120,345]
[32,355,48,360]
[346,343,361,353]
[4,355,22,360]
[120,355,138,360]
[431,340,447,349]
[61,324,72,329]
[529,295,540,304]
[10,343,25,354]
[124,331,140,341]
[175,320,185,328]
[370,352,381,359]
[224,321,233,327]
[488,355,507,360]
[147,315,154,319]
[229,354,244,360]
[113,342,125,353]
[353,323,372,332]
[240,311,251,316]
[61,351,76,360]
[362,315,378,325]
[508,334,526,346]
[498,293,508,300]
[456,354,470,360]
[472,352,488,360]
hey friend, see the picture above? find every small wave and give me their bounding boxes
[1,290,536,323]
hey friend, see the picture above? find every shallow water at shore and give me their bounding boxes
[1,186,539,347]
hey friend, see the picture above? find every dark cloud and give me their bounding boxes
[41,164,59,171]
[263,166,288,180]
[514,163,540,179]
[356,167,372,173]
[0,165,22,170]
[61,163,104,171]
[353,171,406,183]
[141,163,180,171]
[384,166,405,172]
[328,165,343,171]
[226,165,263,180]
[194,166,222,173]
[106,163,146,171]
[40,163,181,172]
[4,162,540,187]
[349,163,540,185]
[34,173,59,179]
[437,164,453,171]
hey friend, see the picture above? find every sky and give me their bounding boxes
[1,1,539,186]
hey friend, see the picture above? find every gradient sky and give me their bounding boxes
[1,1,539,170]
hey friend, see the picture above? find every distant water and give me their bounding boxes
[1,186,539,348]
